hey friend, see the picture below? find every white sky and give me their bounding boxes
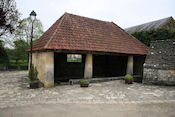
[16,0,175,31]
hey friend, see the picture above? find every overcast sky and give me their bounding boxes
[16,0,175,31]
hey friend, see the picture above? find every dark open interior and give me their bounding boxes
[54,53,85,82]
[133,55,146,75]
[54,53,131,82]
[93,55,128,77]
[133,55,146,82]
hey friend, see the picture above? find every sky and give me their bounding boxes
[16,0,175,31]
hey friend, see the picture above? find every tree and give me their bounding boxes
[5,47,15,59]
[0,40,5,57]
[3,17,44,64]
[13,39,28,60]
[132,27,175,46]
[0,0,19,37]
[0,40,5,48]
[15,17,44,45]
[0,40,8,65]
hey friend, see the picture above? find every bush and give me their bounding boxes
[125,74,133,80]
[132,27,175,46]
[79,79,89,83]
[34,66,38,79]
[28,65,39,81]
[28,65,35,81]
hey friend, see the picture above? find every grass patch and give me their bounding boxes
[67,58,81,62]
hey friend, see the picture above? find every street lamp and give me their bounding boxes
[29,10,36,70]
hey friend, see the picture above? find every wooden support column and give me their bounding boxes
[126,55,133,75]
[84,54,93,78]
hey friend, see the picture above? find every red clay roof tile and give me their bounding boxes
[30,13,148,55]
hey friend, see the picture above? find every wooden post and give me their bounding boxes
[126,55,133,75]
[84,54,93,78]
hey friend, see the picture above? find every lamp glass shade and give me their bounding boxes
[30,10,36,21]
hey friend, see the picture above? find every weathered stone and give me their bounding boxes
[84,54,93,78]
[126,56,133,75]
[143,40,175,85]
[32,52,54,88]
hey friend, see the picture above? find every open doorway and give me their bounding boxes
[54,53,85,82]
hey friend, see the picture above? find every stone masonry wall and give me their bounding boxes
[143,39,175,85]
[32,52,54,88]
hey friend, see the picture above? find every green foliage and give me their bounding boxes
[3,40,28,68]
[0,40,9,66]
[80,79,89,83]
[4,40,28,68]
[13,39,29,60]
[0,58,8,66]
[0,40,5,47]
[132,27,175,46]
[8,59,28,66]
[5,48,16,59]
[15,17,44,43]
[4,17,44,65]
[125,74,133,80]
[0,46,28,68]
[28,65,39,82]
[0,0,20,37]
[28,65,35,81]
[34,66,38,80]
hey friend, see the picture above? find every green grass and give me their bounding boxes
[0,59,28,70]
[9,59,28,66]
[80,79,89,83]
[0,59,28,66]
[67,58,82,62]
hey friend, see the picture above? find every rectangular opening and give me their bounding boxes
[54,53,85,82]
[93,55,128,77]
[67,54,82,62]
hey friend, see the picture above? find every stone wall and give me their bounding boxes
[32,52,54,88]
[143,39,175,85]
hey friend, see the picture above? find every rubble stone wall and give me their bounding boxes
[143,39,175,85]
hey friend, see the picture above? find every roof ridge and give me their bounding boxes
[66,12,111,23]
[125,16,172,30]
[44,13,66,48]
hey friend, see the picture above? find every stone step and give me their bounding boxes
[69,75,141,85]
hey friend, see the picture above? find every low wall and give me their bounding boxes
[143,68,175,85]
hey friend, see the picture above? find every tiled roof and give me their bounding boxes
[30,13,148,55]
[125,17,174,34]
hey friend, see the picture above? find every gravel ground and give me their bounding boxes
[0,71,175,109]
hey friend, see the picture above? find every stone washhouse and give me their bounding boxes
[28,13,148,88]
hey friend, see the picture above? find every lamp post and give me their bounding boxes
[29,10,36,70]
